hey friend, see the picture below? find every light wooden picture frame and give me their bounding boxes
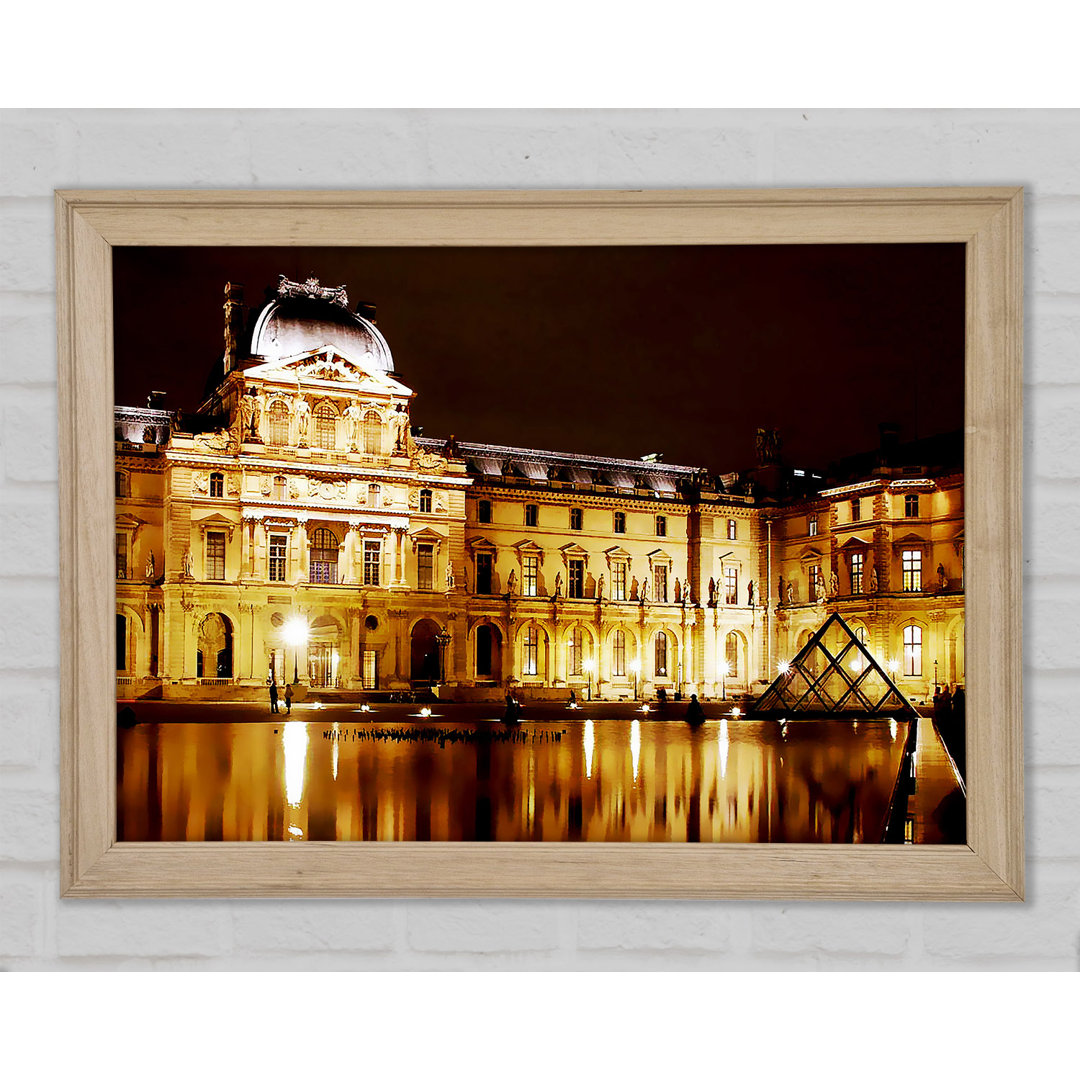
[57,187,1023,899]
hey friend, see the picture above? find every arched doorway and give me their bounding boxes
[411,618,442,683]
[474,622,503,683]
[307,614,343,687]
[197,613,233,679]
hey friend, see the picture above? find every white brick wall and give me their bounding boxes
[1,108,1077,970]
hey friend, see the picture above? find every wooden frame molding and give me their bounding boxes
[57,187,1024,899]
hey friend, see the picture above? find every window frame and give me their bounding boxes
[268,401,290,446]
[477,499,492,524]
[654,631,668,677]
[904,493,920,518]
[850,550,864,595]
[570,507,583,531]
[655,514,667,537]
[727,518,737,540]
[309,527,339,585]
[613,511,626,534]
[568,557,585,599]
[419,488,433,513]
[850,498,861,522]
[524,503,538,527]
[611,629,626,677]
[902,548,922,592]
[724,565,738,605]
[205,530,226,581]
[903,623,923,676]
[362,539,382,586]
[314,402,337,450]
[268,532,288,582]
[475,551,494,594]
[522,554,538,597]
[417,542,434,590]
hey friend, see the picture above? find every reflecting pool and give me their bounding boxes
[117,706,928,843]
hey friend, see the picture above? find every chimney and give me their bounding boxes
[223,282,245,373]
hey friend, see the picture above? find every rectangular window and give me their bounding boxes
[903,624,923,676]
[808,564,822,595]
[612,631,626,677]
[523,555,538,597]
[905,493,920,518]
[614,511,626,534]
[478,499,491,523]
[568,558,584,599]
[115,471,128,498]
[523,626,538,676]
[568,629,583,677]
[724,566,738,605]
[419,489,432,513]
[808,516,818,536]
[115,532,127,580]
[655,515,667,537]
[902,549,922,592]
[570,507,583,530]
[368,484,381,508]
[476,552,493,594]
[851,498,861,522]
[525,503,538,527]
[612,562,627,602]
[654,565,668,603]
[209,472,224,498]
[850,552,864,595]
[206,531,226,581]
[417,544,434,590]
[269,533,287,582]
[362,650,377,690]
[727,518,737,540]
[363,540,381,586]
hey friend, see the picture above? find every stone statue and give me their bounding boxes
[391,404,410,453]
[445,561,455,590]
[343,399,363,451]
[708,577,716,606]
[786,582,794,605]
[815,576,826,603]
[747,580,755,607]
[597,574,604,601]
[462,564,469,592]
[507,569,516,596]
[830,572,839,596]
[553,572,561,597]
[674,578,682,604]
[295,397,310,445]
[937,563,947,590]
[144,551,155,581]
[183,547,194,578]
[778,575,785,602]
[241,389,259,440]
[870,568,879,593]
[641,577,649,602]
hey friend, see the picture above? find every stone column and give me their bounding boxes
[551,607,564,687]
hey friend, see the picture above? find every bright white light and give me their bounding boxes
[630,718,641,781]
[331,721,339,781]
[287,824,304,838]
[568,701,579,710]
[718,718,729,779]
[419,706,431,718]
[731,707,741,718]
[360,703,371,713]
[283,721,308,809]
[850,658,863,673]
[584,719,594,780]
[720,661,731,677]
[887,659,900,675]
[283,615,309,647]
[777,660,790,675]
[639,704,649,714]
[890,719,898,740]
[629,660,640,675]
[583,658,595,674]
[312,701,323,710]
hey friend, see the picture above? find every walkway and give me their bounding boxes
[904,717,967,843]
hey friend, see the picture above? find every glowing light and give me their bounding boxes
[850,658,864,673]
[312,701,323,710]
[629,660,640,675]
[583,658,595,674]
[283,615,309,647]
[890,719,898,740]
[283,721,308,808]
[720,661,731,677]
[419,706,432,718]
[331,721,339,780]
[777,660,790,675]
[568,701,580,710]
[360,703,371,713]
[731,707,741,718]
[639,704,649,714]
[718,718,729,779]
[630,718,641,781]
[887,659,900,675]
[584,719,594,779]
[287,824,304,838]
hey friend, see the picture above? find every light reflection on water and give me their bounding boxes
[118,715,909,843]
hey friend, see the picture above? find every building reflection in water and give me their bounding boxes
[115,716,944,843]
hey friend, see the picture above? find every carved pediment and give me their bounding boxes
[798,546,826,563]
[244,347,414,397]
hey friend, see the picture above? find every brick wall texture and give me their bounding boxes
[1,108,1077,970]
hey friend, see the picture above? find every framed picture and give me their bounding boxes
[58,187,1023,898]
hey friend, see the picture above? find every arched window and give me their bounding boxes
[612,630,626,677]
[309,527,339,584]
[523,625,539,676]
[314,403,337,449]
[209,471,224,498]
[268,401,289,446]
[419,488,432,513]
[655,631,668,677]
[725,631,739,675]
[568,627,583,676]
[363,410,382,455]
[903,624,922,676]
[273,475,286,501]
[115,470,129,498]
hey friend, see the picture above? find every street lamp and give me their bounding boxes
[435,628,452,686]
[629,658,640,702]
[283,615,308,685]
[582,657,594,701]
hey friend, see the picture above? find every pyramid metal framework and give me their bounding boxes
[752,612,917,718]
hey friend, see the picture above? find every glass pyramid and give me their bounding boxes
[752,612,916,717]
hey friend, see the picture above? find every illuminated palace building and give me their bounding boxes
[115,276,964,703]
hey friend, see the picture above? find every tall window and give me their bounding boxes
[116,614,126,671]
[273,475,286,501]
[115,470,129,498]
[209,472,224,498]
[309,528,338,584]
[724,566,738,605]
[523,626,538,676]
[850,498,861,522]
[902,549,922,591]
[478,499,492,524]
[115,532,127,579]
[417,543,434,590]
[363,411,382,455]
[419,489,432,513]
[368,484,381,508]
[268,533,287,582]
[725,632,739,675]
[654,631,668,677]
[904,493,920,518]
[654,565,668,602]
[363,540,381,586]
[525,504,538,527]
[206,531,226,581]
[568,558,584,599]
[903,624,923,676]
[850,551,864,595]
[614,511,626,534]
[808,516,818,536]
[314,403,336,449]
[655,515,667,537]
[612,630,626,677]
[727,518,737,540]
[523,555,538,597]
[476,552,493,594]
[809,564,822,595]
[568,627,583,677]
[612,562,627,601]
[570,507,583,530]
[268,401,289,445]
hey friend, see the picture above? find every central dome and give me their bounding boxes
[248,276,394,373]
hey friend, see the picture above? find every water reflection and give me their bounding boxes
[118,715,918,843]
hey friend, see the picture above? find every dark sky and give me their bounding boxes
[113,244,964,475]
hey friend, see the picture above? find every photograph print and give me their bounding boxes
[112,242,966,845]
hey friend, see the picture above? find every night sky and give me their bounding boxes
[113,244,964,476]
